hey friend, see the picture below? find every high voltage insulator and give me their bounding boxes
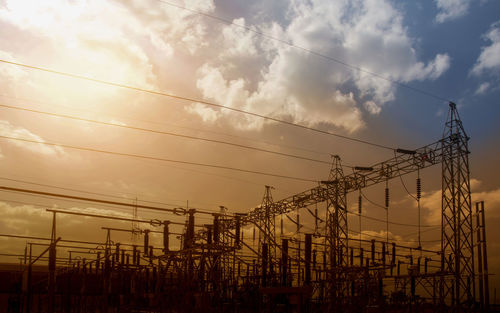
[358,194,362,214]
[385,188,389,208]
[417,178,421,200]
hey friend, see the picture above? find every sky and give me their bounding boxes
[0,0,499,301]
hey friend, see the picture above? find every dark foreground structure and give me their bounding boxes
[0,103,494,312]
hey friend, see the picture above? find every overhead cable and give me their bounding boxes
[0,135,317,182]
[0,59,394,151]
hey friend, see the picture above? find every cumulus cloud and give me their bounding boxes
[403,54,451,81]
[0,202,54,235]
[363,101,381,115]
[435,0,472,23]
[0,120,65,156]
[0,0,158,89]
[420,179,500,224]
[189,0,450,133]
[0,0,217,95]
[0,0,451,134]
[221,18,258,58]
[471,21,500,75]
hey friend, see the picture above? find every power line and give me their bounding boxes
[0,188,216,222]
[0,195,212,223]
[0,185,189,215]
[0,103,332,165]
[1,189,161,216]
[359,189,386,210]
[0,186,212,219]
[0,59,394,151]
[0,176,260,209]
[0,93,334,158]
[1,197,440,245]
[153,0,453,104]
[0,135,317,182]
[0,176,180,207]
[347,210,439,228]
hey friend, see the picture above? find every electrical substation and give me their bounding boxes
[0,103,492,312]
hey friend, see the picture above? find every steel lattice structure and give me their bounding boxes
[1,102,487,313]
[441,103,474,310]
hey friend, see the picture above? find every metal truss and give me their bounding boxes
[440,102,474,310]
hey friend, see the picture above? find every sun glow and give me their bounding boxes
[0,0,158,107]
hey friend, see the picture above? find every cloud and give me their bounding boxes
[403,54,451,81]
[471,21,500,75]
[189,0,450,132]
[0,0,217,96]
[475,82,491,95]
[0,0,160,88]
[435,0,472,23]
[0,202,54,235]
[421,179,500,224]
[364,101,382,115]
[0,120,65,156]
[0,50,27,81]
[221,18,258,58]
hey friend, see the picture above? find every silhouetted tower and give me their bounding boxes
[324,155,348,268]
[322,155,349,308]
[259,185,276,261]
[441,102,474,310]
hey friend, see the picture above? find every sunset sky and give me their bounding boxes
[0,0,499,298]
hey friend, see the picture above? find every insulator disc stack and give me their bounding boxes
[417,178,422,200]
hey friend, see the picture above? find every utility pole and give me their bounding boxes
[48,212,57,313]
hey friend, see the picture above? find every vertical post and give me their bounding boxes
[476,202,484,311]
[371,240,375,263]
[115,243,120,263]
[480,201,490,311]
[297,240,301,285]
[48,212,56,313]
[186,209,195,248]
[143,230,150,256]
[392,243,396,265]
[235,215,241,247]
[262,243,268,287]
[282,239,288,286]
[163,221,170,252]
[382,242,386,270]
[213,215,220,244]
[305,234,312,285]
[25,244,32,313]
[385,184,389,244]
[96,252,101,272]
[360,248,364,267]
